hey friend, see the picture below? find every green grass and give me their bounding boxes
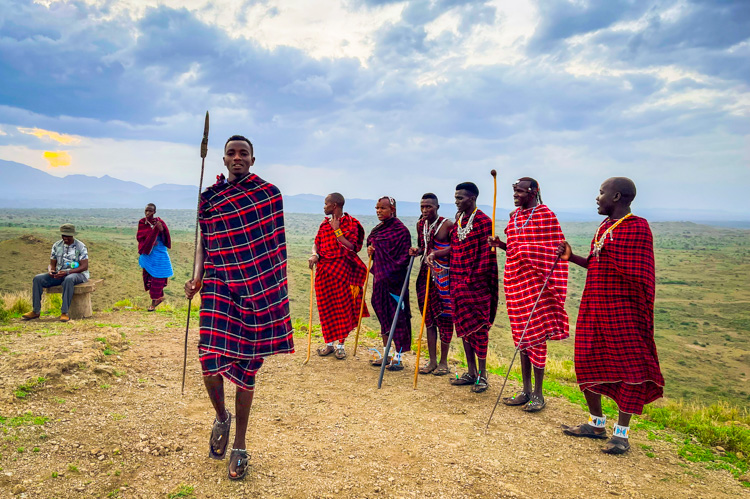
[167,484,196,499]
[0,413,49,427]
[14,377,47,399]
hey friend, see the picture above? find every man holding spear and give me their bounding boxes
[185,135,294,480]
[308,193,369,360]
[409,193,454,376]
[489,177,569,412]
[429,182,498,393]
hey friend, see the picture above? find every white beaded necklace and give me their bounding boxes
[592,213,633,259]
[456,209,478,241]
[422,217,446,257]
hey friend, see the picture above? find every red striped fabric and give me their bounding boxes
[503,205,569,368]
[416,217,453,343]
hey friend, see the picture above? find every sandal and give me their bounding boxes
[601,437,630,455]
[502,392,530,406]
[471,376,489,393]
[433,366,451,376]
[522,394,546,412]
[334,346,346,360]
[148,297,164,312]
[386,361,404,371]
[228,448,249,480]
[561,423,608,440]
[419,364,437,375]
[208,411,232,459]
[317,345,335,356]
[370,357,392,367]
[450,373,477,386]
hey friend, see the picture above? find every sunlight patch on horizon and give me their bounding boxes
[43,151,72,168]
[18,127,81,145]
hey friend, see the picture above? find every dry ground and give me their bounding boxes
[0,312,747,498]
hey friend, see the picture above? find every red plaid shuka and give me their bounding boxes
[504,205,569,368]
[314,214,370,343]
[137,217,172,254]
[416,217,453,343]
[575,215,664,415]
[367,217,413,354]
[197,173,294,361]
[450,209,498,359]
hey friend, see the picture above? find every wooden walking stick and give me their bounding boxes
[491,169,497,252]
[303,267,315,365]
[182,110,209,395]
[378,255,416,389]
[352,255,373,357]
[412,266,431,389]
[485,256,561,430]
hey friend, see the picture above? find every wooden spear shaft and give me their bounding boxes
[412,266,431,389]
[491,169,497,252]
[302,268,315,365]
[182,110,209,396]
[352,255,373,357]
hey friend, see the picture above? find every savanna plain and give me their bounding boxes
[0,209,748,498]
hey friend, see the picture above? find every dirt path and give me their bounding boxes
[0,312,747,498]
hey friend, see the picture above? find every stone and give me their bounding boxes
[12,485,26,495]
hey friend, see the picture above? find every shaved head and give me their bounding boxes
[327,192,345,207]
[606,177,637,204]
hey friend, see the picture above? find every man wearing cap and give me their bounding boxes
[23,223,89,322]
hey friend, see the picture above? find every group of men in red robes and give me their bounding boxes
[181,132,663,482]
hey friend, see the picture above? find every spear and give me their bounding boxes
[412,266,431,389]
[352,255,373,356]
[377,255,416,389]
[302,268,315,365]
[181,111,209,395]
[491,169,497,252]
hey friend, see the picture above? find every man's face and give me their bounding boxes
[596,179,618,216]
[513,181,534,208]
[323,196,336,216]
[144,205,155,218]
[420,199,438,221]
[375,198,394,221]
[223,140,255,177]
[454,190,475,214]
[61,235,74,245]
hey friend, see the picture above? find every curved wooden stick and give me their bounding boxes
[491,169,497,253]
[302,267,314,365]
[413,267,431,389]
[352,255,373,357]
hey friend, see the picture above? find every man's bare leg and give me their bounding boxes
[204,375,230,456]
[520,352,532,394]
[421,325,439,372]
[463,339,478,377]
[532,365,545,400]
[438,340,450,371]
[229,388,255,478]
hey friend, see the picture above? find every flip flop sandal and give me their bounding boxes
[334,347,346,360]
[601,438,630,455]
[450,373,477,386]
[228,448,249,480]
[433,366,451,376]
[317,346,335,357]
[208,412,232,460]
[502,392,530,406]
[370,357,392,367]
[419,364,437,375]
[471,376,489,393]
[522,396,546,412]
[386,361,404,371]
[561,423,608,440]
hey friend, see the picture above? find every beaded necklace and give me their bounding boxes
[592,213,633,259]
[456,208,478,241]
[422,217,446,257]
[512,204,539,231]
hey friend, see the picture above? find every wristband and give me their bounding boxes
[333,229,343,238]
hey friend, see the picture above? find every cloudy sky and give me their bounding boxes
[0,0,748,215]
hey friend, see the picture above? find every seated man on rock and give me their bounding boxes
[23,223,89,322]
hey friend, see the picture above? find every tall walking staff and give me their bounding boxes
[352,255,373,356]
[485,256,561,429]
[490,169,497,252]
[378,255,416,389]
[181,111,209,395]
[412,267,431,389]
[302,268,315,365]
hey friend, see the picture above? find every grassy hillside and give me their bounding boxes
[0,210,748,407]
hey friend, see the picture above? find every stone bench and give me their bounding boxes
[43,279,103,320]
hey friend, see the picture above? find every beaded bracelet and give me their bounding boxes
[333,229,343,238]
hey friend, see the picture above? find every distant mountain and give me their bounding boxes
[1,160,748,224]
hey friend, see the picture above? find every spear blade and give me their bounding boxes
[201,111,209,159]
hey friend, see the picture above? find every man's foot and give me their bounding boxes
[502,392,530,406]
[22,311,40,321]
[561,423,608,440]
[334,346,346,360]
[59,313,70,322]
[433,364,451,376]
[601,437,630,455]
[317,345,335,357]
[386,360,405,371]
[522,394,546,412]
[370,357,392,367]
[450,373,477,386]
[147,297,164,312]
[419,362,437,375]
[208,411,232,459]
[471,376,489,393]
[228,448,249,480]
